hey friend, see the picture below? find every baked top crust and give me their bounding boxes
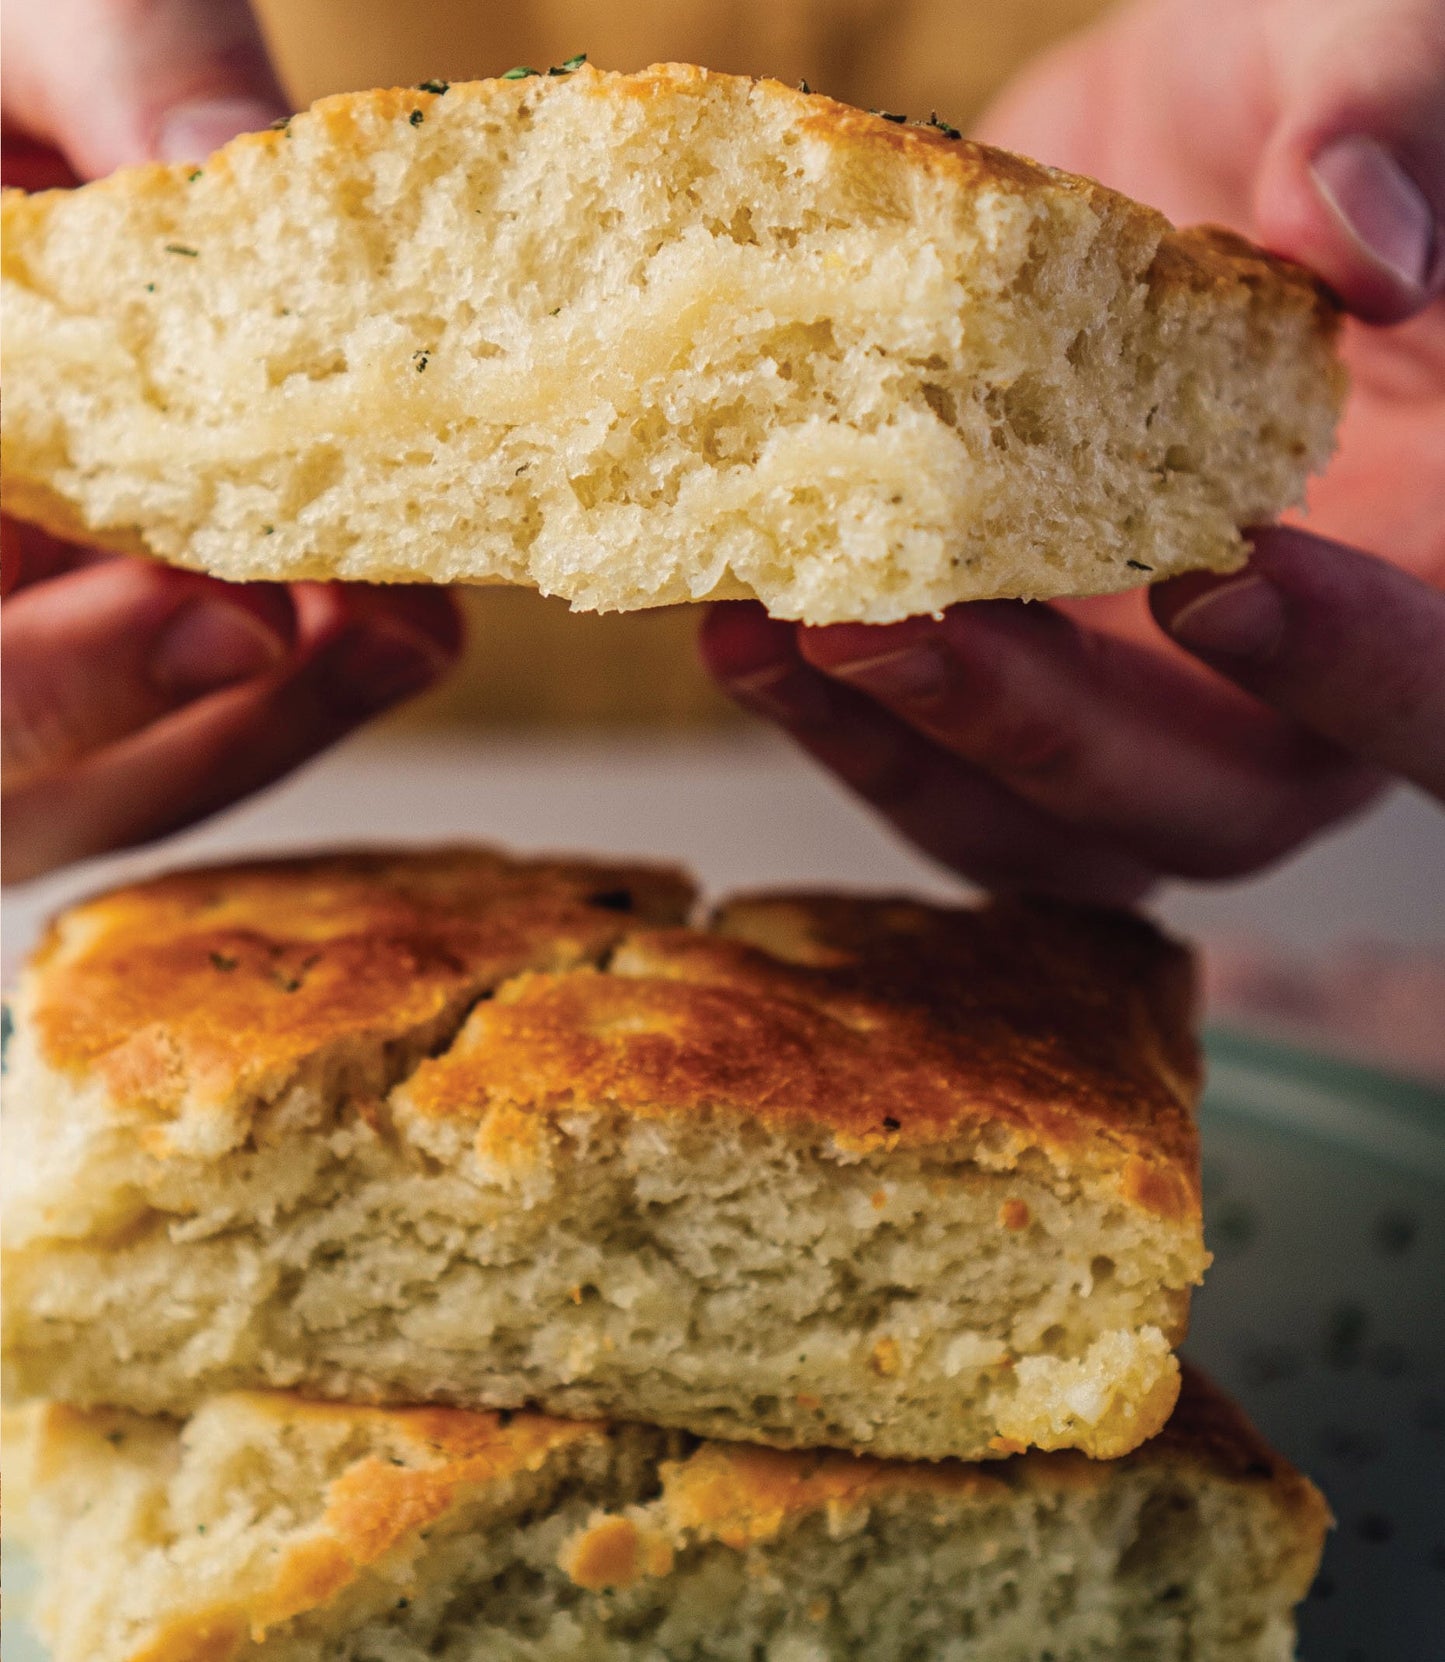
[10,1393,611,1654]
[407,889,1202,1218]
[15,845,1200,1220]
[22,847,695,1119]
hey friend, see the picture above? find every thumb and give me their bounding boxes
[1254,0,1445,322]
[0,0,287,178]
[1151,527,1445,800]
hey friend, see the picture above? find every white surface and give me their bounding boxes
[4,727,1442,982]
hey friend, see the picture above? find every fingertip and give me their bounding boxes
[210,577,299,647]
[1151,571,1285,663]
[795,617,935,674]
[1,520,24,598]
[154,96,290,163]
[1148,566,1236,633]
[0,128,81,191]
[136,567,302,659]
[293,582,465,661]
[4,0,288,177]
[697,601,796,682]
[373,584,467,661]
[1256,131,1444,325]
[149,592,293,698]
[1313,135,1441,302]
[310,627,450,722]
[1150,526,1362,646]
[1160,524,1445,799]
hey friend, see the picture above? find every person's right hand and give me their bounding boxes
[975,0,1445,578]
[703,0,1444,904]
[1,0,463,885]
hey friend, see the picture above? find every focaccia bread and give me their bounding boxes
[1,62,1342,623]
[3,845,1208,1460]
[6,1367,1329,1662]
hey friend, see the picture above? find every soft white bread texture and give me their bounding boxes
[7,1368,1329,1662]
[0,62,1342,623]
[3,846,1208,1461]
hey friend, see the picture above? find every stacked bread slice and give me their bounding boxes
[4,846,1329,1659]
[9,1370,1327,1662]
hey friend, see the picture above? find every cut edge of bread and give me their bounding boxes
[1,63,1344,622]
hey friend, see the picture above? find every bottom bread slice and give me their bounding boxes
[8,1366,1327,1662]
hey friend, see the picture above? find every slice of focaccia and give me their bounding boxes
[6,1367,1329,1662]
[3,845,1207,1462]
[1,62,1342,623]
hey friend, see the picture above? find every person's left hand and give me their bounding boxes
[2,522,461,883]
[1,0,463,885]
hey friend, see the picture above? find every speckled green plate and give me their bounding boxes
[5,1030,1443,1662]
[1182,1031,1445,1662]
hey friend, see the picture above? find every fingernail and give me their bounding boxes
[155,98,289,162]
[826,642,950,703]
[1311,136,1440,292]
[1165,576,1286,660]
[151,600,289,695]
[323,627,448,717]
[728,662,835,727]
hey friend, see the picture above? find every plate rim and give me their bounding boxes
[1202,1025,1445,1182]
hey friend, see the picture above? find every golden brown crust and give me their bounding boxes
[1141,1364,1310,1488]
[654,1438,1006,1548]
[180,1372,1332,1599]
[129,1615,247,1662]
[558,1514,679,1591]
[21,851,1199,1217]
[407,889,1202,1220]
[25,847,694,1117]
[208,1416,576,1659]
[288,1400,602,1587]
[1158,224,1343,335]
[18,1369,1325,1651]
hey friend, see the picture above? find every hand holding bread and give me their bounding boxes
[0,0,462,886]
[706,0,1445,900]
